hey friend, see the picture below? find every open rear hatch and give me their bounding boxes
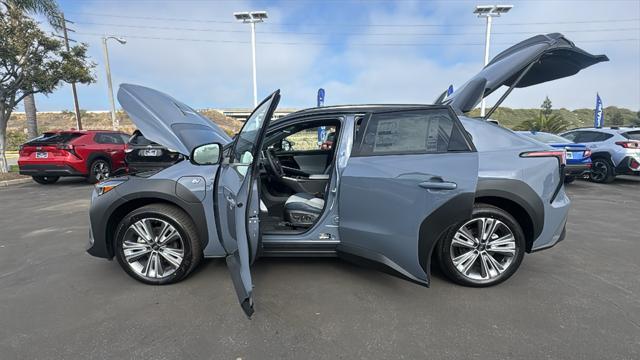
[442,33,609,117]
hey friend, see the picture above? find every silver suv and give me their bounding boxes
[560,127,640,183]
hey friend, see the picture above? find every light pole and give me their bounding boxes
[234,11,268,107]
[102,36,127,130]
[473,5,513,117]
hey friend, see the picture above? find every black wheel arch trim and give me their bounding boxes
[473,178,545,251]
[88,178,208,259]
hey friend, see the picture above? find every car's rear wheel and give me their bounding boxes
[114,204,202,285]
[32,176,59,185]
[87,159,110,183]
[437,203,525,287]
[589,158,615,183]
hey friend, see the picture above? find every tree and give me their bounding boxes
[514,112,573,133]
[541,96,553,120]
[3,0,64,140]
[634,111,640,126]
[610,112,624,126]
[514,96,572,133]
[0,8,95,172]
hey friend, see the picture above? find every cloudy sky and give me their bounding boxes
[28,0,640,112]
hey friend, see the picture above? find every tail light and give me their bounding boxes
[615,141,640,149]
[57,143,81,159]
[520,150,566,166]
[583,149,592,158]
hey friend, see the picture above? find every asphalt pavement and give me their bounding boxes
[0,176,638,359]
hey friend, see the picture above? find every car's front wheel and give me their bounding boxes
[114,204,202,285]
[32,176,59,184]
[437,203,525,287]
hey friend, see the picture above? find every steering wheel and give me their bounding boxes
[263,148,285,178]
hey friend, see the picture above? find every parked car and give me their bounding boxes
[125,130,184,173]
[559,127,640,183]
[517,131,592,183]
[19,130,130,184]
[87,33,606,317]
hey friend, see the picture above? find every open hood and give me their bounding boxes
[444,33,609,114]
[117,84,232,155]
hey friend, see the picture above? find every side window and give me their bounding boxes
[95,133,124,144]
[355,109,468,156]
[578,131,610,143]
[119,134,131,143]
[281,126,338,152]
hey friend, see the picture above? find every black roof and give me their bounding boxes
[277,104,445,121]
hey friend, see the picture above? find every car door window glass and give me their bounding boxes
[281,126,338,152]
[356,109,464,156]
[231,95,275,176]
[95,133,122,144]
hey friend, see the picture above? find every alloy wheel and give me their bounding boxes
[122,218,185,280]
[590,160,608,182]
[94,161,110,181]
[449,217,517,281]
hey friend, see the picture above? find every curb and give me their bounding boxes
[0,178,31,187]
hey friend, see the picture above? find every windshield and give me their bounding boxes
[622,131,640,141]
[521,132,571,144]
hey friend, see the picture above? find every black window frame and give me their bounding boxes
[351,106,476,157]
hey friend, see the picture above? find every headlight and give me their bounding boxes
[95,178,127,196]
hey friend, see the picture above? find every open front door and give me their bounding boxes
[215,90,280,318]
[338,107,478,285]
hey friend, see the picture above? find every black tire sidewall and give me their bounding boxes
[437,204,526,287]
[590,158,615,183]
[115,207,196,285]
[87,159,111,184]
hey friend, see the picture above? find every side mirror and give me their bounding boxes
[281,139,292,151]
[191,143,222,165]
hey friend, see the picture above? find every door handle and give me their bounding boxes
[419,180,457,190]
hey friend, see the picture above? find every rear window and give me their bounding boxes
[354,108,471,156]
[26,132,82,145]
[522,132,570,144]
[128,132,156,146]
[622,131,640,140]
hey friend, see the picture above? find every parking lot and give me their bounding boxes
[0,177,638,359]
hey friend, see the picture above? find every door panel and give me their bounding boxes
[338,153,478,284]
[337,107,478,285]
[215,90,280,317]
[276,150,331,174]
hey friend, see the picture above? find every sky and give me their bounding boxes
[24,0,640,112]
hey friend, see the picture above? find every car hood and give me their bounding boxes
[117,84,232,155]
[445,33,608,113]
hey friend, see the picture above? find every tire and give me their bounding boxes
[32,176,59,185]
[589,158,615,184]
[114,204,202,285]
[87,159,111,184]
[437,203,526,287]
[564,176,575,184]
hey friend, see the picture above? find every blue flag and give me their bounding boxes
[317,88,326,143]
[447,85,454,97]
[594,93,604,128]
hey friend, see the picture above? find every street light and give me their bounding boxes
[234,11,268,107]
[102,36,127,130]
[473,4,513,117]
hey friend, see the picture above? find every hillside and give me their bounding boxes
[4,105,638,150]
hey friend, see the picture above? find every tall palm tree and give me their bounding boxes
[1,0,62,139]
[515,112,573,133]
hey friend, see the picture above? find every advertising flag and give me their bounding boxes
[317,88,326,143]
[594,93,604,128]
[447,85,454,97]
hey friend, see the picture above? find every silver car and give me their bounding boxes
[87,33,606,317]
[560,127,640,183]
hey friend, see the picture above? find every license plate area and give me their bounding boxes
[35,152,48,159]
[140,149,161,157]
